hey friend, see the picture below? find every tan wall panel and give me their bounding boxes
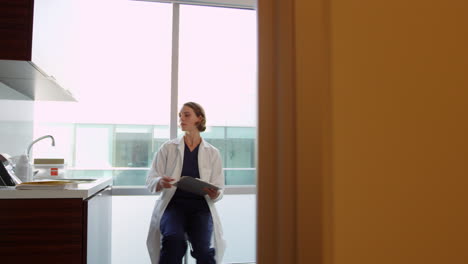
[331,1,468,263]
[295,0,332,263]
[258,0,332,263]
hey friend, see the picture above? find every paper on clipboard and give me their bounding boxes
[173,176,219,196]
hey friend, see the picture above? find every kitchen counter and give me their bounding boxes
[0,177,112,199]
[0,176,113,263]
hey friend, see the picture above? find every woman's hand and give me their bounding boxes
[156,176,174,191]
[204,188,220,200]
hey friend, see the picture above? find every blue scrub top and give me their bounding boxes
[172,143,205,200]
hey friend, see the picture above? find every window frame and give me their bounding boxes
[134,0,256,10]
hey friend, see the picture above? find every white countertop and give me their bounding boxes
[0,177,113,199]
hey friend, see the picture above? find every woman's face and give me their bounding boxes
[179,106,201,132]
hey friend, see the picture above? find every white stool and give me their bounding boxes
[183,234,192,264]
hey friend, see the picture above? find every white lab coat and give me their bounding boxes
[146,137,226,264]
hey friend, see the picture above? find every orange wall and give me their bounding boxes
[328,1,468,263]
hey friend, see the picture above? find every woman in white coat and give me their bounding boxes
[146,102,226,264]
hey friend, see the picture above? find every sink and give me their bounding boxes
[35,178,97,183]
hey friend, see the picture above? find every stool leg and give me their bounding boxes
[184,239,193,264]
[184,248,188,264]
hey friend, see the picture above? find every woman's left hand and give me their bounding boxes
[204,188,220,200]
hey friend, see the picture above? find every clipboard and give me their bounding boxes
[173,176,219,196]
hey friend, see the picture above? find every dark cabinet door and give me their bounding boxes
[0,198,85,264]
[0,0,34,60]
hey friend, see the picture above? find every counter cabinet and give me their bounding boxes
[0,186,112,264]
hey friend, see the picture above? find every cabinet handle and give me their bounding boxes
[97,186,112,196]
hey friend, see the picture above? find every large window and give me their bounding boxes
[178,5,257,185]
[33,0,257,189]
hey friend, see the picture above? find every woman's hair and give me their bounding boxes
[184,102,206,132]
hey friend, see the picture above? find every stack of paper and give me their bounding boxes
[15,180,78,190]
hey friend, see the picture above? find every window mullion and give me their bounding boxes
[170,3,180,140]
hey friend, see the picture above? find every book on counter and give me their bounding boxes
[172,176,220,196]
[15,180,79,190]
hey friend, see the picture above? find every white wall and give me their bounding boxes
[0,85,34,156]
[112,194,256,264]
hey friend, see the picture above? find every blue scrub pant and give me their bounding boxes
[159,198,215,264]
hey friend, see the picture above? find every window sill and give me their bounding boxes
[111,185,256,195]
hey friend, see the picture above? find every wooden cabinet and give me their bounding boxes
[0,187,112,264]
[0,0,34,60]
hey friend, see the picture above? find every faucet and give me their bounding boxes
[27,135,55,159]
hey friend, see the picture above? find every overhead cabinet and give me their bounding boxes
[0,0,34,61]
[0,0,76,101]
